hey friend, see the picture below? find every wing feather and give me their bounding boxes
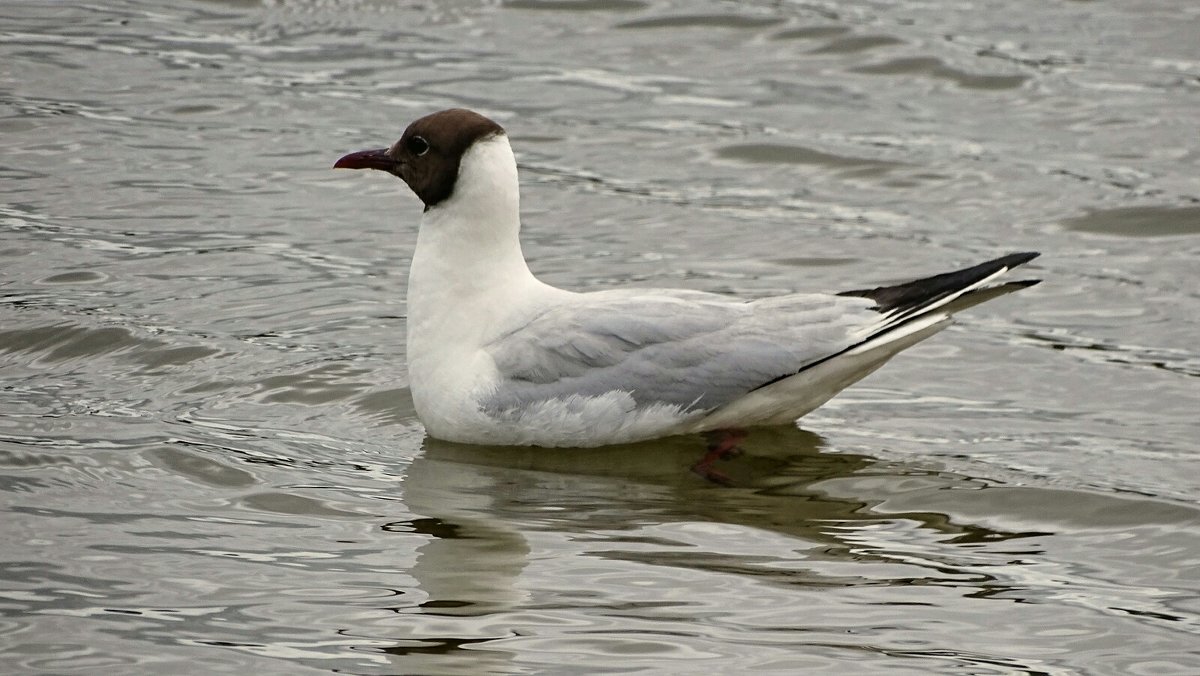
[478,252,1040,428]
[482,289,874,414]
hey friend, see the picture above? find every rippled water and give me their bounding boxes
[3,1,1199,673]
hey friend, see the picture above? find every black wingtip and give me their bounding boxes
[998,251,1041,267]
[837,251,1042,314]
[1007,278,1042,289]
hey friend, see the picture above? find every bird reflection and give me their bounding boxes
[382,425,1033,674]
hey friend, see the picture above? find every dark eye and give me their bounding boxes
[407,135,430,156]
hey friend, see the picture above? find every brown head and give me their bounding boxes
[334,108,506,210]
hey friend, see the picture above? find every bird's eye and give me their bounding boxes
[408,135,430,156]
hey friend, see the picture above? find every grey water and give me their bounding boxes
[2,1,1199,674]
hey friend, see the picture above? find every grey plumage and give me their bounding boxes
[482,253,1040,420]
[483,289,879,415]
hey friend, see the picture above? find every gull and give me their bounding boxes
[334,108,1040,460]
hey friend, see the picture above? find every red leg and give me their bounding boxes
[690,428,748,486]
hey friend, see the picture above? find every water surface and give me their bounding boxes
[2,1,1198,673]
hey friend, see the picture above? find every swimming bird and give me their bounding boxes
[334,108,1039,454]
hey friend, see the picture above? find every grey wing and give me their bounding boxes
[482,289,876,414]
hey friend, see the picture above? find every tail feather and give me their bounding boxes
[747,252,1041,396]
[939,278,1041,315]
[836,250,1040,352]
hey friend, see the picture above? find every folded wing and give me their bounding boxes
[482,252,1040,420]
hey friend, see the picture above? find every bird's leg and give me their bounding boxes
[690,428,748,486]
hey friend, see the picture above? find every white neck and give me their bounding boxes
[410,134,533,291]
[406,135,547,351]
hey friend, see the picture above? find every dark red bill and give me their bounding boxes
[333,148,396,171]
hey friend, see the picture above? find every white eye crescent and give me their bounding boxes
[408,135,430,156]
